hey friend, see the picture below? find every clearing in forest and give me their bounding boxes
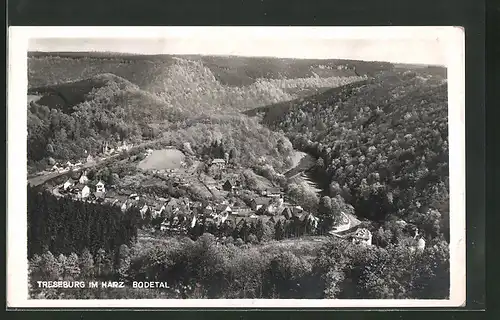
[138,149,186,171]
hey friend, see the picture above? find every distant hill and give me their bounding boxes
[28,52,408,88]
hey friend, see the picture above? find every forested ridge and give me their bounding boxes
[247,72,449,241]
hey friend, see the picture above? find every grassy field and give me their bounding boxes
[137,149,186,171]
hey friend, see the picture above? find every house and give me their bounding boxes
[416,237,426,252]
[281,207,293,220]
[93,191,105,201]
[129,193,140,201]
[140,205,149,218]
[222,180,235,192]
[86,154,94,163]
[152,204,166,218]
[96,180,105,193]
[81,185,91,199]
[292,206,304,215]
[214,211,229,225]
[66,161,74,167]
[63,178,75,191]
[190,215,197,228]
[216,204,232,214]
[251,197,272,211]
[351,228,372,246]
[266,187,282,198]
[306,214,320,229]
[79,171,89,185]
[160,220,170,231]
[211,158,226,166]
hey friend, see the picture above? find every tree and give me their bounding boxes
[248,234,259,244]
[286,182,319,212]
[95,248,113,278]
[228,148,238,165]
[115,244,131,281]
[255,219,273,242]
[318,196,335,233]
[39,251,61,280]
[329,181,342,197]
[64,253,81,280]
[263,251,312,298]
[274,220,285,240]
[79,248,95,278]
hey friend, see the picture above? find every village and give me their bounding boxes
[46,141,425,250]
[47,141,133,174]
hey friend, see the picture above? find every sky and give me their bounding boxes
[25,27,458,65]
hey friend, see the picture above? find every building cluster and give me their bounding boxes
[48,141,133,173]
[59,171,107,201]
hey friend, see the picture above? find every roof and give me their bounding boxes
[267,187,281,194]
[281,207,293,217]
[96,180,105,186]
[253,197,272,205]
[223,180,234,187]
[211,158,226,164]
[216,204,231,212]
[73,183,86,190]
[94,191,105,198]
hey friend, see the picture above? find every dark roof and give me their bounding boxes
[94,191,105,198]
[267,187,281,194]
[281,207,293,218]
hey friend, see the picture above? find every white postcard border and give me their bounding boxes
[7,26,466,308]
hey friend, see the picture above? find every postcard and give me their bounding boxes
[7,26,465,308]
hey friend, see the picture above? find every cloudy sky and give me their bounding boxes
[26,27,458,65]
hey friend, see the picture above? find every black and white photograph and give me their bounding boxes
[7,26,465,308]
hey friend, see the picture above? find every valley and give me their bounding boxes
[27,52,450,300]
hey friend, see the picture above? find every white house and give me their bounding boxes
[307,214,320,229]
[81,185,90,199]
[79,172,89,185]
[416,238,426,252]
[140,205,149,218]
[86,154,94,163]
[63,179,75,191]
[96,180,105,193]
